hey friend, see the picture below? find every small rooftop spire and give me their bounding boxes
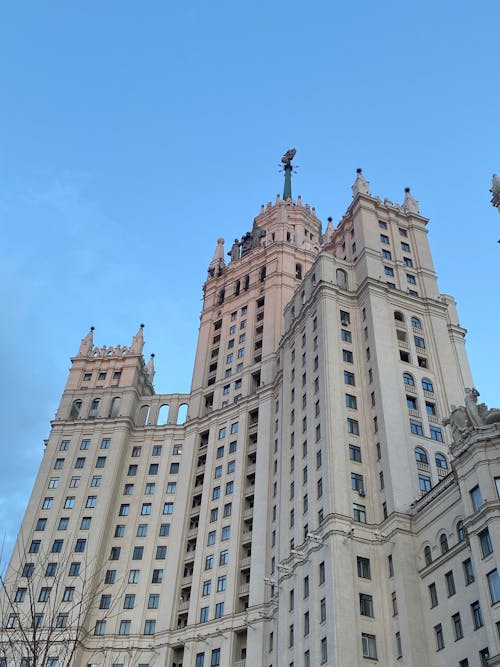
[403,187,420,214]
[77,326,95,357]
[130,324,145,354]
[145,353,155,382]
[352,168,370,196]
[323,217,335,244]
[208,238,225,278]
[281,148,296,201]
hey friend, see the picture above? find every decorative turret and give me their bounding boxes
[403,187,420,214]
[208,238,225,278]
[130,324,145,354]
[323,217,335,245]
[145,353,155,382]
[352,168,370,196]
[77,326,95,357]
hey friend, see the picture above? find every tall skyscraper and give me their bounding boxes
[1,156,499,667]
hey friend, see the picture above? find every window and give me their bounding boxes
[357,557,371,579]
[382,248,392,259]
[45,562,57,577]
[404,256,413,267]
[29,540,41,553]
[353,503,366,523]
[426,402,436,416]
[407,274,416,284]
[430,425,443,441]
[86,496,96,508]
[463,558,474,584]
[22,563,34,578]
[221,525,230,541]
[380,234,389,244]
[215,602,224,618]
[488,569,500,603]
[471,600,483,629]
[149,463,159,475]
[75,538,86,552]
[344,371,355,386]
[14,588,26,602]
[345,393,357,409]
[163,502,173,515]
[384,266,394,276]
[414,335,425,349]
[94,619,106,636]
[401,241,410,251]
[63,587,75,601]
[429,582,438,607]
[42,497,53,509]
[471,485,485,511]
[91,475,102,487]
[349,444,362,462]
[166,482,177,494]
[119,504,130,516]
[410,420,423,435]
[128,570,141,584]
[407,395,418,410]
[225,481,233,494]
[75,457,85,468]
[418,474,431,492]
[440,533,449,554]
[68,561,80,576]
[434,623,444,650]
[362,633,377,659]
[119,620,131,636]
[359,593,374,617]
[424,545,432,566]
[435,453,448,470]
[479,528,493,557]
[52,539,63,553]
[445,570,456,596]
[69,476,80,488]
[480,649,490,667]
[151,569,163,584]
[121,593,136,611]
[351,472,364,492]
[109,546,121,560]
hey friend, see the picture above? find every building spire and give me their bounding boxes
[77,326,95,357]
[281,148,296,201]
[145,353,155,382]
[403,187,420,214]
[208,238,225,278]
[130,324,145,354]
[352,168,370,196]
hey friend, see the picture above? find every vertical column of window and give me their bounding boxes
[254,297,265,364]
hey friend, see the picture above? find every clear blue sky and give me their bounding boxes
[1,2,499,563]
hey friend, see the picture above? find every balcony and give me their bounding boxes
[427,414,440,423]
[240,556,251,568]
[417,461,430,472]
[408,409,420,417]
[178,600,190,612]
[243,507,254,520]
[235,661,246,667]
[239,583,250,596]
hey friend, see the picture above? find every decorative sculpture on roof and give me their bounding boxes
[445,387,500,450]
[228,239,241,263]
[240,224,266,257]
[281,148,296,166]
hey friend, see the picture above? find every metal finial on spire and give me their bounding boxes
[281,148,296,201]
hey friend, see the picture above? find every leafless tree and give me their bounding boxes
[0,536,125,667]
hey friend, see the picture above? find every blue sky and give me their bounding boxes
[1,2,499,563]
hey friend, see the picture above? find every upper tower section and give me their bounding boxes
[190,151,322,408]
[55,325,155,423]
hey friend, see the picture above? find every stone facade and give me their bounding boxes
[1,171,499,667]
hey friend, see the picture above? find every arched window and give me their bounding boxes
[177,403,188,425]
[403,372,415,386]
[138,405,150,426]
[457,520,466,542]
[415,447,428,464]
[424,545,432,566]
[217,289,225,305]
[435,453,448,470]
[108,397,121,418]
[295,263,303,280]
[411,316,422,329]
[422,378,434,392]
[394,311,404,322]
[88,399,100,419]
[440,533,449,554]
[158,404,170,425]
[69,400,82,420]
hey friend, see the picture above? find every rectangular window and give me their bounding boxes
[471,485,485,511]
[479,528,493,557]
[359,593,373,617]
[344,371,355,386]
[357,557,371,579]
[349,444,362,462]
[434,623,444,650]
[487,569,500,604]
[410,419,423,435]
[347,418,359,435]
[401,241,410,251]
[345,394,357,409]
[463,558,475,585]
[445,570,456,596]
[453,612,464,640]
[380,234,389,244]
[353,503,366,523]
[471,600,483,629]
[362,633,377,659]
[429,582,438,608]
